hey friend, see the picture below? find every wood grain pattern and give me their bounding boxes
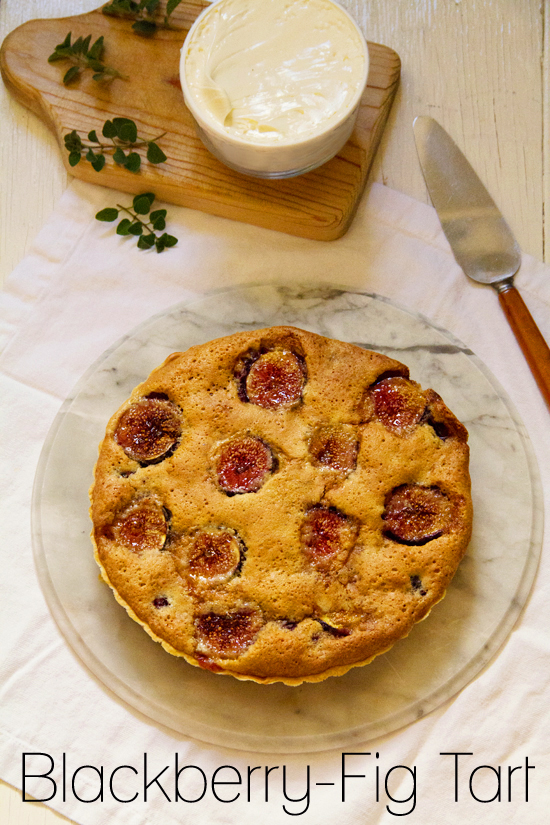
[498,285,550,410]
[0,0,546,289]
[360,0,545,263]
[0,1,400,241]
[0,3,547,822]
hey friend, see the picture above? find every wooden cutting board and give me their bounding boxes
[0,1,400,241]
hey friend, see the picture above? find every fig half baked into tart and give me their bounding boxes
[90,326,472,684]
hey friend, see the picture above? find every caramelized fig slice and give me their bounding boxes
[366,376,426,434]
[115,498,168,552]
[188,528,243,583]
[383,484,452,545]
[114,397,182,463]
[309,425,359,474]
[215,436,274,494]
[245,350,305,409]
[301,506,357,572]
[195,610,263,659]
[317,617,351,637]
[195,654,224,673]
[422,389,469,442]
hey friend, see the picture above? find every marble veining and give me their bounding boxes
[32,284,543,753]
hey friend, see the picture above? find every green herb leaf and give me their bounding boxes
[51,47,74,60]
[113,117,138,143]
[145,0,160,14]
[68,151,82,167]
[166,0,182,17]
[103,0,179,33]
[133,194,152,214]
[137,233,156,249]
[63,65,80,84]
[48,32,124,85]
[88,35,104,60]
[116,218,133,235]
[102,0,140,18]
[64,130,83,152]
[132,19,157,35]
[63,122,168,174]
[156,232,178,252]
[150,209,167,230]
[64,119,168,176]
[48,32,71,60]
[102,120,117,139]
[88,58,107,71]
[112,147,127,164]
[96,207,120,222]
[96,194,177,251]
[124,152,141,173]
[146,141,167,164]
[91,154,106,172]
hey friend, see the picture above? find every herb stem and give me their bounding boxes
[89,131,167,153]
[71,56,127,79]
[116,204,154,231]
[48,33,126,84]
[64,120,167,172]
[96,192,177,253]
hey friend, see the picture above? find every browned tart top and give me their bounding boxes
[90,326,472,684]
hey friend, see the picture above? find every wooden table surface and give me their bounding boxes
[1,0,548,822]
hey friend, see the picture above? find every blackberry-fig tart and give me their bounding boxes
[90,327,472,684]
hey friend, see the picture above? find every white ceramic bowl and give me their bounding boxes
[180,0,369,178]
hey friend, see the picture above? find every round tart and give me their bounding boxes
[90,326,472,684]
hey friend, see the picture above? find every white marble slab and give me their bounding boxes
[32,284,543,753]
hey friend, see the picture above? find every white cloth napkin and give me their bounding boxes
[1,179,549,825]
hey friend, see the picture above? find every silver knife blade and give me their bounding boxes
[413,116,521,287]
[413,115,550,412]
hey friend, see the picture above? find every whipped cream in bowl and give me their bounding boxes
[180,0,369,178]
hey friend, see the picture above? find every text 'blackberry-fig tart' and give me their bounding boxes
[90,326,472,684]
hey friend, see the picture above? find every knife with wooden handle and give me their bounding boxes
[413,115,550,411]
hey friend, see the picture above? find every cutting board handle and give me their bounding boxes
[0,7,400,240]
[498,285,550,410]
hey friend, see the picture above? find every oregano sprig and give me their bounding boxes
[96,193,178,252]
[64,118,167,173]
[48,32,125,84]
[102,0,183,35]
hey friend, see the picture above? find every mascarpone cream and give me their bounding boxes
[183,0,367,145]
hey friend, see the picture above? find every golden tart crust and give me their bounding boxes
[90,326,472,684]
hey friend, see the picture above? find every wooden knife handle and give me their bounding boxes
[498,285,550,410]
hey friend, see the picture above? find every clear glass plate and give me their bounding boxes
[32,284,543,753]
